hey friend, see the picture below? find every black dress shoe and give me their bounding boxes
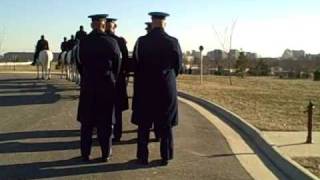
[82,156,90,162]
[137,158,148,165]
[160,159,168,166]
[101,156,110,162]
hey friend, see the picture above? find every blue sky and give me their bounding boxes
[0,0,320,57]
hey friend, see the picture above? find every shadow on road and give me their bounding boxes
[0,157,163,179]
[0,128,163,179]
[0,140,82,153]
[0,78,78,106]
[277,142,306,148]
[0,78,37,83]
[122,129,138,134]
[0,130,140,153]
[205,153,255,158]
[0,130,80,142]
[0,130,81,153]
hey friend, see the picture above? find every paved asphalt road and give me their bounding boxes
[0,73,252,180]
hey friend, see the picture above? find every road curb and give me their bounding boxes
[178,91,319,180]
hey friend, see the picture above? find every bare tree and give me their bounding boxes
[212,19,238,85]
[0,27,6,54]
[0,26,6,55]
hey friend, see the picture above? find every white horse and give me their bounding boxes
[36,50,54,80]
[59,51,68,79]
[66,45,81,84]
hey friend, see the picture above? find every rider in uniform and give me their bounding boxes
[32,35,49,65]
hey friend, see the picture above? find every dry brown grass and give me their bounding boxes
[293,157,320,178]
[177,75,320,131]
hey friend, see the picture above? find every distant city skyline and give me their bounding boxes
[0,0,320,57]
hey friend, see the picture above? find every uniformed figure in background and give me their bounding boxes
[60,37,68,52]
[145,22,152,34]
[58,37,68,61]
[132,12,182,165]
[67,35,77,51]
[76,14,121,162]
[75,25,87,42]
[105,18,129,142]
[32,35,49,65]
[144,21,160,141]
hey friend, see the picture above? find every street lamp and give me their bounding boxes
[199,45,204,84]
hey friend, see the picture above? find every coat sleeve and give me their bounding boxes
[119,37,129,73]
[111,40,122,80]
[131,38,141,111]
[173,40,183,77]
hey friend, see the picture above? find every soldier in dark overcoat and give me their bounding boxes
[132,12,182,165]
[105,18,129,142]
[76,14,121,162]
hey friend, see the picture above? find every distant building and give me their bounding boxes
[3,52,34,61]
[206,49,257,61]
[207,49,227,61]
[3,52,59,62]
[305,53,320,60]
[245,52,258,60]
[270,66,284,75]
[281,49,305,60]
[228,49,240,60]
[191,50,201,59]
[183,53,195,64]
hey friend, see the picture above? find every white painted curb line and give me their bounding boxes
[178,91,319,180]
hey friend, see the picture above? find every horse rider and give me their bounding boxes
[67,35,77,51]
[75,25,87,42]
[61,37,68,53]
[76,14,121,162]
[58,37,68,63]
[105,17,129,143]
[32,35,49,65]
[132,12,182,166]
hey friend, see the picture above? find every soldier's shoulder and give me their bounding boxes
[79,33,93,43]
[102,35,119,47]
[103,34,117,41]
[166,34,179,43]
[118,36,127,44]
[137,35,148,42]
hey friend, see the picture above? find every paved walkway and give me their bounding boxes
[263,131,320,157]
[0,73,280,179]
